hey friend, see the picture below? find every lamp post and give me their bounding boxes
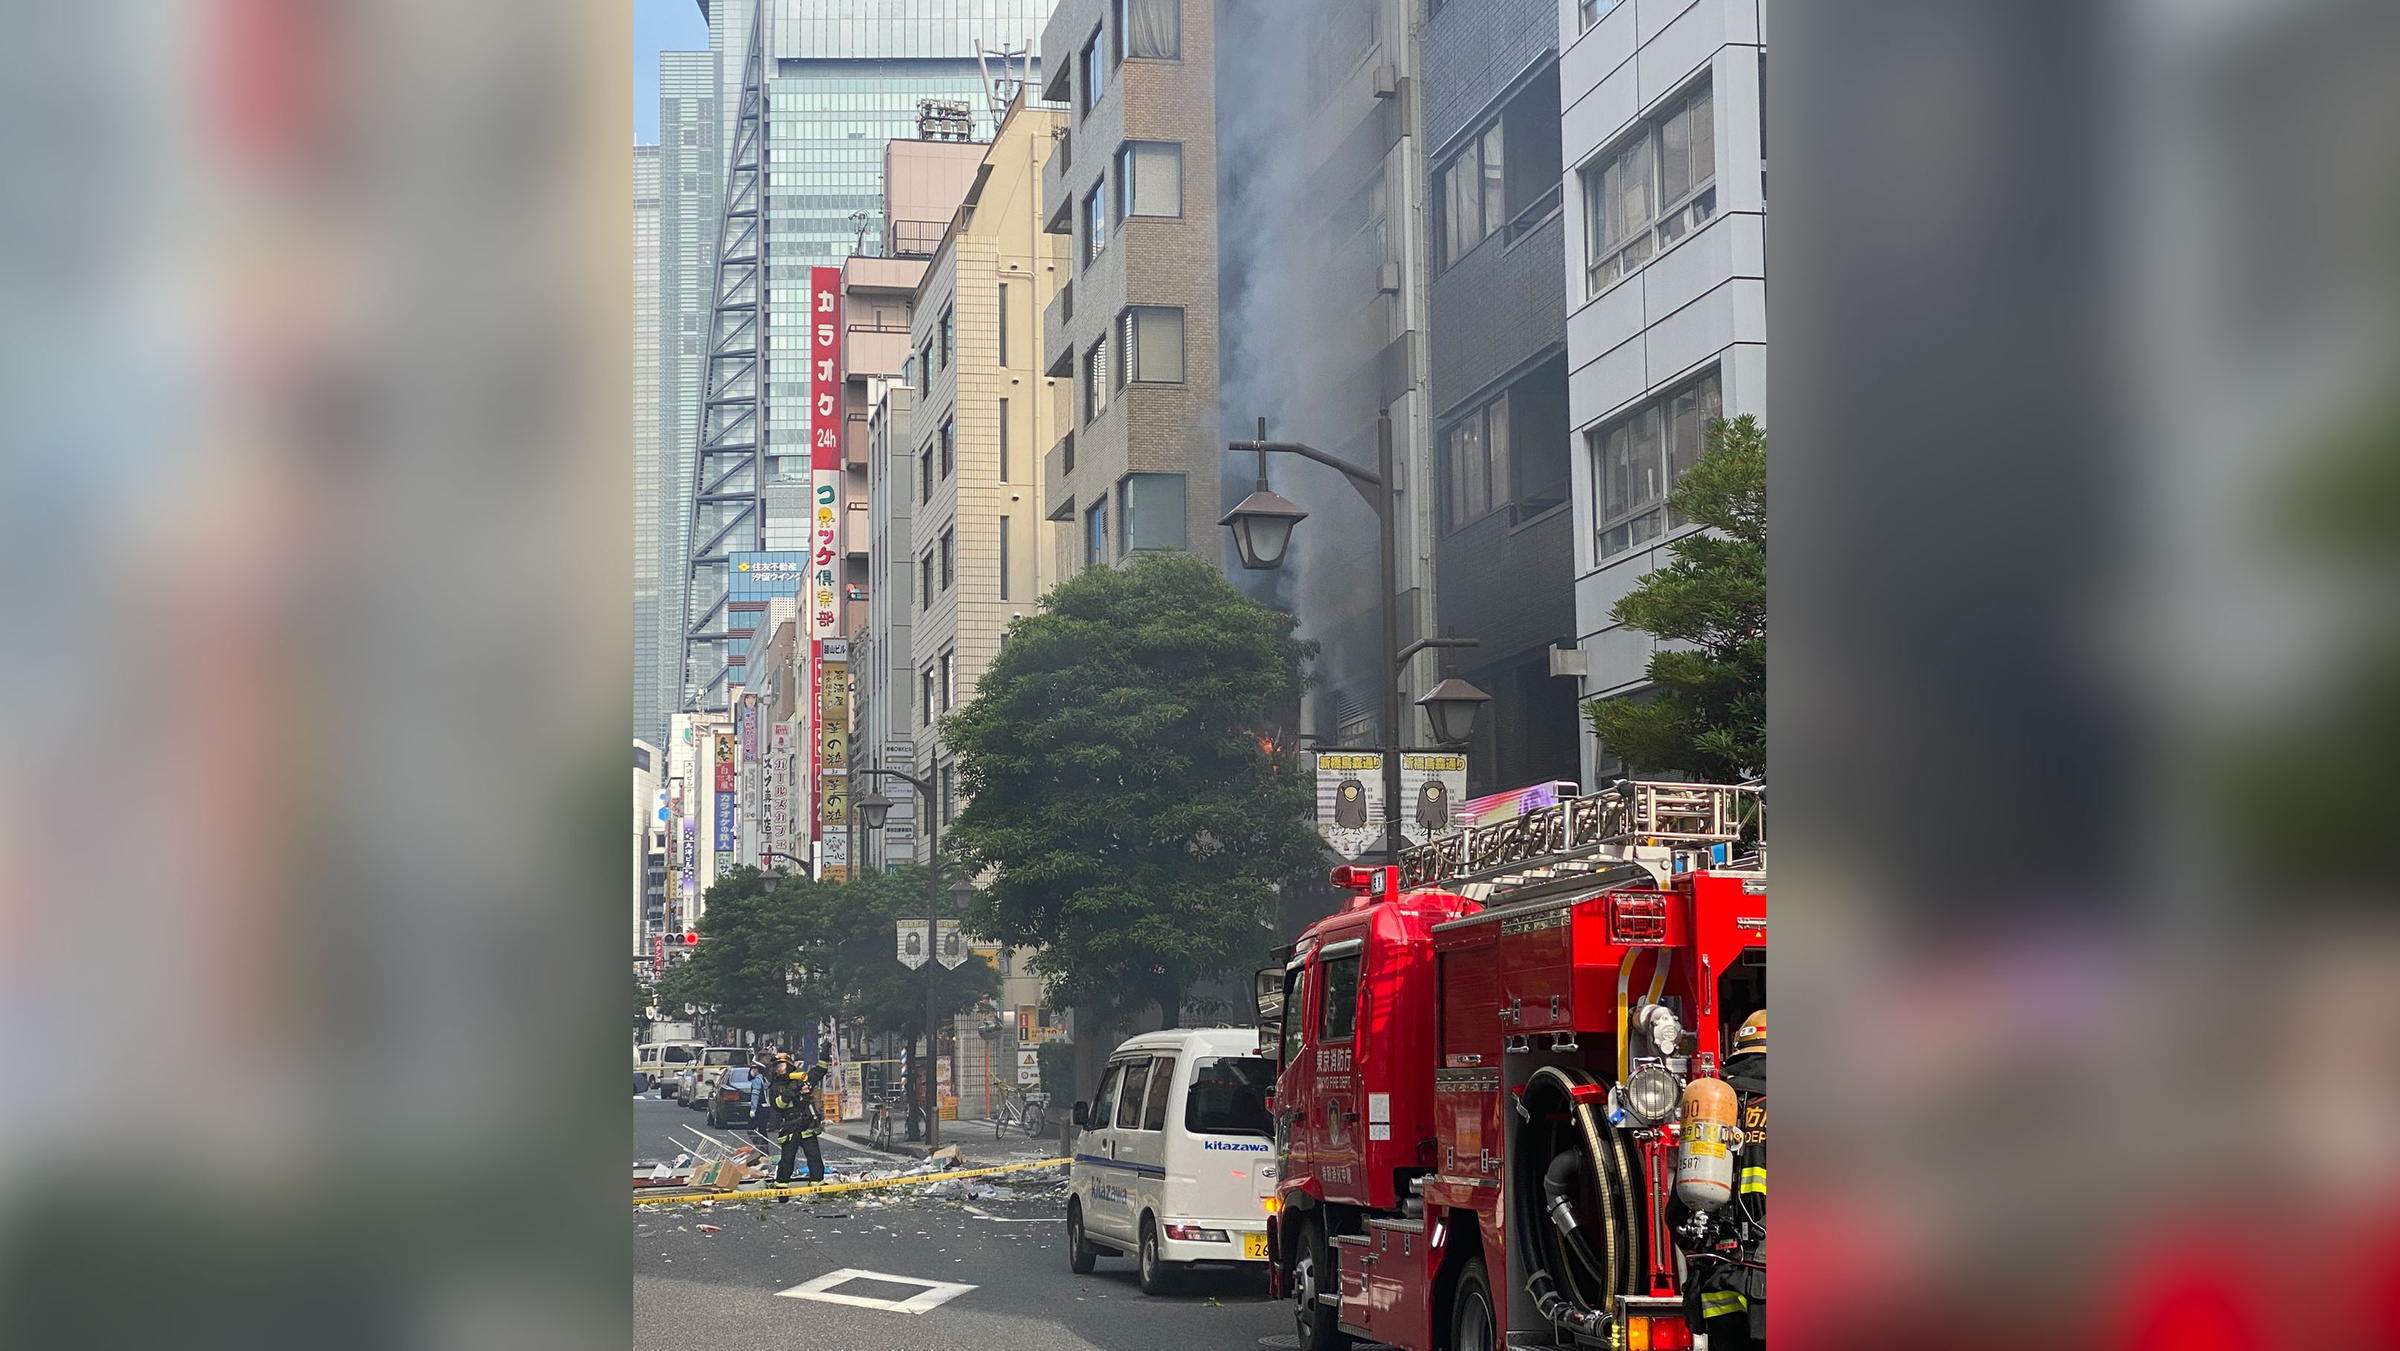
[1223,409,1493,860]
[854,764,948,1150]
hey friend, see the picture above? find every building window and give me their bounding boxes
[1085,497,1109,566]
[1582,77,1714,294]
[920,550,934,609]
[919,446,933,504]
[1436,68,1563,272]
[941,648,956,711]
[1591,367,1720,558]
[940,416,955,478]
[1579,0,1620,30]
[940,761,956,824]
[1085,186,1107,263]
[1081,30,1104,116]
[917,344,932,394]
[999,515,1012,600]
[940,525,955,591]
[1443,394,1507,531]
[997,399,1011,481]
[1115,141,1182,220]
[997,284,1010,367]
[1118,306,1184,387]
[1084,338,1108,423]
[1116,473,1186,554]
[940,306,954,368]
[920,667,934,725]
[1116,0,1181,62]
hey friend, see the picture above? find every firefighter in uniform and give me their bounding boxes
[770,1052,826,1185]
[1696,1009,1766,1347]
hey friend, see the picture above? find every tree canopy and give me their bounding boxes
[652,864,997,1042]
[943,553,1318,1028]
[1585,414,1766,781]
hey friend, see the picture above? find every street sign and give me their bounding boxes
[1016,1048,1041,1085]
[896,920,930,969]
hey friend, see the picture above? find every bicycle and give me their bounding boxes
[991,1084,1050,1139]
[866,1089,902,1151]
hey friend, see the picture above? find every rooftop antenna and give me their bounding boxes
[974,40,1030,126]
[848,210,871,257]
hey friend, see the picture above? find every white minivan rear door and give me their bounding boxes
[1173,1053,1279,1229]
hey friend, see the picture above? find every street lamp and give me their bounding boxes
[1224,411,1494,859]
[854,761,948,1150]
[1417,678,1493,747]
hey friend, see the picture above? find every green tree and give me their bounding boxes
[944,554,1318,1028]
[1585,414,1766,781]
[651,864,998,1042]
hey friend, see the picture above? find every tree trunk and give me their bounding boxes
[1155,981,1183,1031]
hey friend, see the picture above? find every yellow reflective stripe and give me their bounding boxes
[1700,1291,1748,1317]
[1739,1167,1766,1195]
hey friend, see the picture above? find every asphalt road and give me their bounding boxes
[633,1098,1291,1351]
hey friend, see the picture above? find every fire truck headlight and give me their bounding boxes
[1623,1065,1681,1125]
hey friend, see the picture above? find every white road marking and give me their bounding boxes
[963,1206,1054,1223]
[775,1268,977,1314]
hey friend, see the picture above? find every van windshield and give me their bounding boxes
[702,1048,743,1066]
[1184,1056,1275,1137]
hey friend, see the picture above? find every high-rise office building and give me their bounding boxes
[1422,0,1580,797]
[635,144,667,747]
[675,0,1059,711]
[1038,0,1220,585]
[659,49,721,716]
[1558,0,1765,782]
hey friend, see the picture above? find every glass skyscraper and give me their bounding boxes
[634,144,665,747]
[658,51,720,728]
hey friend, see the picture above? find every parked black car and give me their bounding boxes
[705,1067,759,1129]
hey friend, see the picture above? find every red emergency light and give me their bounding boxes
[1330,865,1392,898]
[1607,891,1669,943]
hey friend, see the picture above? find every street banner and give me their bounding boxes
[935,919,968,970]
[896,919,930,970]
[1313,751,1384,859]
[739,694,759,762]
[1396,752,1469,848]
[714,734,736,793]
[714,790,735,852]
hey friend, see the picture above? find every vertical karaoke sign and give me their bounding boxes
[809,266,843,871]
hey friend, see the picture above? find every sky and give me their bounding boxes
[633,0,710,145]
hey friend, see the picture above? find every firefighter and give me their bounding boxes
[1695,1009,1767,1346]
[770,1052,826,1185]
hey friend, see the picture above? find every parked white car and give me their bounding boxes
[1065,1027,1278,1293]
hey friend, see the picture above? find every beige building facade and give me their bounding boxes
[900,95,1074,854]
[1038,0,1220,581]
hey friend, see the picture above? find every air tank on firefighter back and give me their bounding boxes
[1675,1076,1738,1210]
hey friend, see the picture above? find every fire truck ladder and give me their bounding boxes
[1396,780,1763,899]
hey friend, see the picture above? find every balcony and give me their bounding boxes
[1042,132,1074,236]
[1043,280,1075,375]
[1044,432,1076,522]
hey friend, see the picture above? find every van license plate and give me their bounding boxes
[1243,1233,1269,1260]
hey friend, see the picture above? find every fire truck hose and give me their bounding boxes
[1520,1065,1636,1337]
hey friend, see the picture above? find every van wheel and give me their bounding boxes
[1290,1215,1352,1351]
[1450,1257,1495,1351]
[1138,1218,1174,1296]
[1067,1203,1098,1275]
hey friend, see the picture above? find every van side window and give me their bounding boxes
[1115,1060,1152,1129]
[1281,967,1307,1064]
[1090,1063,1125,1127]
[1140,1057,1176,1130]
[1318,953,1361,1042]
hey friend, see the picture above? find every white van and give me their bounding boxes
[1065,1027,1278,1293]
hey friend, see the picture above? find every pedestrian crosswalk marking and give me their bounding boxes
[776,1268,976,1315]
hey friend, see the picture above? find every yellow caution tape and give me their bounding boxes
[633,1155,1068,1206]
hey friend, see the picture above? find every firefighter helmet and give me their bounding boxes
[1730,1009,1765,1059]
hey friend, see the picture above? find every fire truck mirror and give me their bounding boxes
[1253,966,1285,1022]
[1072,1100,1089,1127]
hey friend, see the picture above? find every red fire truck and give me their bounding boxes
[1260,781,1766,1351]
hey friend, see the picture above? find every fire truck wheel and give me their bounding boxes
[1449,1257,1495,1351]
[1290,1215,1353,1351]
[1067,1204,1098,1275]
